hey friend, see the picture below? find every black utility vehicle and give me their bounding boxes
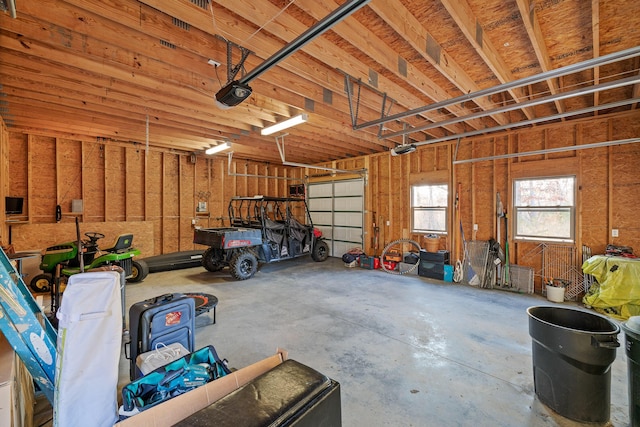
[193,196,329,280]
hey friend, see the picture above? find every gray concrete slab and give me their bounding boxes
[120,257,630,426]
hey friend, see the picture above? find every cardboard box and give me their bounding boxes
[0,334,34,427]
[114,349,288,427]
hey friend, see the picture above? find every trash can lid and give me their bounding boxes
[626,316,640,334]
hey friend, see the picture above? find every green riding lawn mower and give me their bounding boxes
[29,231,149,293]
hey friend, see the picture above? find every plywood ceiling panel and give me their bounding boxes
[0,0,638,164]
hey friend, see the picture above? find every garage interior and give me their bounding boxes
[0,0,639,425]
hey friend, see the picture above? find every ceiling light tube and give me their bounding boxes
[205,141,232,155]
[261,114,308,136]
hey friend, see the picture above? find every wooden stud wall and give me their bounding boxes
[2,133,304,256]
[0,118,8,245]
[1,110,639,296]
[358,110,640,294]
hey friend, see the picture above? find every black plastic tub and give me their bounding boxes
[621,321,640,427]
[527,306,620,423]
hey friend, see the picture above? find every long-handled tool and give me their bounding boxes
[455,184,479,286]
[372,211,380,256]
[496,192,505,286]
[503,210,510,287]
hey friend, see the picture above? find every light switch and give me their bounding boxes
[612,229,619,237]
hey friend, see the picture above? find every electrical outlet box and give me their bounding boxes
[473,224,478,231]
[612,229,619,237]
[386,220,390,226]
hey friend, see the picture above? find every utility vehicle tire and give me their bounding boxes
[202,248,224,272]
[229,250,258,280]
[311,240,329,262]
[128,260,149,283]
[30,274,53,293]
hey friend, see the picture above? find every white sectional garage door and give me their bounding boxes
[307,179,364,257]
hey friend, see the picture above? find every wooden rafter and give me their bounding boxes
[1,0,639,164]
[367,1,509,126]
[440,0,537,119]
[213,0,482,135]
[515,0,565,114]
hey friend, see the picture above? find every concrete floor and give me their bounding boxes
[119,257,631,427]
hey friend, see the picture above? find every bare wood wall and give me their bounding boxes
[326,110,640,292]
[0,119,8,246]
[1,110,639,295]
[1,129,304,256]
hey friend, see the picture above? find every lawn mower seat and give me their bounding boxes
[102,234,133,253]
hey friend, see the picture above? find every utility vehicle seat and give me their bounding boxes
[102,234,133,253]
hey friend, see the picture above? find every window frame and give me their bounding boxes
[512,175,576,243]
[410,183,449,235]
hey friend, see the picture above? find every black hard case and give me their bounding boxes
[419,249,450,264]
[128,293,195,380]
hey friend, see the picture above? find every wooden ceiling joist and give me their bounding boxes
[0,0,638,163]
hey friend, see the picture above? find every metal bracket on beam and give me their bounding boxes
[383,74,640,140]
[274,134,366,175]
[344,75,361,128]
[377,93,396,139]
[226,151,304,182]
[412,97,640,148]
[275,134,288,163]
[342,71,396,133]
[354,45,640,133]
[215,35,253,83]
[453,138,640,165]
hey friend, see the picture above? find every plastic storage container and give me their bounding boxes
[443,265,454,282]
[545,284,565,302]
[622,316,640,427]
[425,237,439,252]
[359,256,379,270]
[527,306,620,423]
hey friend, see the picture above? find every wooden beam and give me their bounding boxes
[295,0,490,130]
[138,0,472,134]
[515,0,566,114]
[367,1,509,126]
[440,0,537,119]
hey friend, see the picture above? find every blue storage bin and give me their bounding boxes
[444,264,454,282]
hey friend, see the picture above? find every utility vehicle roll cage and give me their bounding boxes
[227,196,313,230]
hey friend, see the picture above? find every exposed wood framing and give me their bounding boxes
[440,0,535,119]
[515,0,565,114]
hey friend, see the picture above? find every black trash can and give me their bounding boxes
[527,306,620,423]
[621,318,640,427]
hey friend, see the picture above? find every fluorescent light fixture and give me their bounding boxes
[261,114,308,136]
[205,141,232,155]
